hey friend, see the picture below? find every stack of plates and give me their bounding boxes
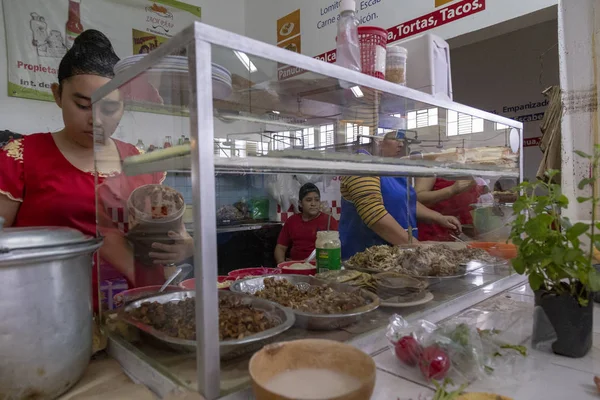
[114,55,232,101]
[114,55,188,75]
[373,272,434,307]
[210,63,233,100]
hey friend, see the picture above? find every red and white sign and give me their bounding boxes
[524,137,542,147]
[387,0,485,43]
[278,0,485,80]
[277,49,337,80]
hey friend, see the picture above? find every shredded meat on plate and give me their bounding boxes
[347,245,497,277]
[127,296,277,341]
[253,277,370,314]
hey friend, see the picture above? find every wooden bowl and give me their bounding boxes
[249,339,376,400]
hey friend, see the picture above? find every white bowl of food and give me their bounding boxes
[278,260,317,276]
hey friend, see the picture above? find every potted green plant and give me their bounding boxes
[508,147,600,358]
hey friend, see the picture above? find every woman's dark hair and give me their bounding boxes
[299,183,320,201]
[58,29,119,84]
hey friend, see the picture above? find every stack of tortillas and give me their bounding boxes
[458,393,513,400]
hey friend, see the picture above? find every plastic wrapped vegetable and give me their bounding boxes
[386,315,486,385]
[386,313,531,390]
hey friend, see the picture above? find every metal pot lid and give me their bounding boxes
[0,217,94,253]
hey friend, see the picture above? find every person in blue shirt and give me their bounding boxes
[339,130,461,259]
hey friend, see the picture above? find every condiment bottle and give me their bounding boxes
[65,0,83,49]
[335,0,361,89]
[315,231,342,273]
[163,136,173,148]
[385,45,407,85]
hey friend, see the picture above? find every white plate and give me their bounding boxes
[213,77,233,100]
[142,68,189,76]
[212,63,231,76]
[212,74,232,84]
[380,291,434,308]
[115,66,231,83]
[115,55,230,76]
[213,69,232,80]
[115,62,187,72]
[117,55,187,64]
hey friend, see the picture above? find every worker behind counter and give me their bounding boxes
[338,131,461,259]
[274,183,338,264]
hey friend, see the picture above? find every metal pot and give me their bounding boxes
[0,218,103,400]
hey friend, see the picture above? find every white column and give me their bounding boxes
[558,0,600,221]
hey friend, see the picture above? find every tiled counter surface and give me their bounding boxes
[372,284,600,400]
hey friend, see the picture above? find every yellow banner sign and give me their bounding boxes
[435,0,454,7]
[277,9,301,44]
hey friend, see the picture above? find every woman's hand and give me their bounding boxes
[435,214,462,232]
[149,229,194,265]
[451,179,476,195]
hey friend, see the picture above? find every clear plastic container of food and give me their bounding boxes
[385,45,407,85]
[316,231,342,272]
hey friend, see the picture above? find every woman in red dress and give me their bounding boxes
[0,30,192,311]
[415,177,482,241]
[274,183,339,263]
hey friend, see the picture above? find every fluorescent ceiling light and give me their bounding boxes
[234,51,257,73]
[350,86,364,98]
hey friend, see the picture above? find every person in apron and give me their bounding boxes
[415,177,483,241]
[339,131,461,259]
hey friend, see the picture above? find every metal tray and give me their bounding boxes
[342,262,488,280]
[343,257,491,280]
[121,290,295,360]
[229,275,380,331]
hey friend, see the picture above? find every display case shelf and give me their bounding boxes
[123,151,520,178]
[93,24,523,134]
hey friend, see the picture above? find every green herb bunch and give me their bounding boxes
[508,145,600,305]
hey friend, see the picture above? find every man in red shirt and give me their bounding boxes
[275,183,339,263]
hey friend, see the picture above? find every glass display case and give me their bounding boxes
[92,22,524,400]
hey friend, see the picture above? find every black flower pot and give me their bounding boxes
[533,284,593,358]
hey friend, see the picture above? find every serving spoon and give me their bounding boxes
[159,263,192,292]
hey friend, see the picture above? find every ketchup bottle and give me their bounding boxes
[65,0,84,49]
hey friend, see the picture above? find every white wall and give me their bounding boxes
[450,19,559,182]
[0,0,245,138]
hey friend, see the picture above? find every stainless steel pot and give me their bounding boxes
[0,218,103,400]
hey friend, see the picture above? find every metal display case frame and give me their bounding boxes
[92,22,524,400]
